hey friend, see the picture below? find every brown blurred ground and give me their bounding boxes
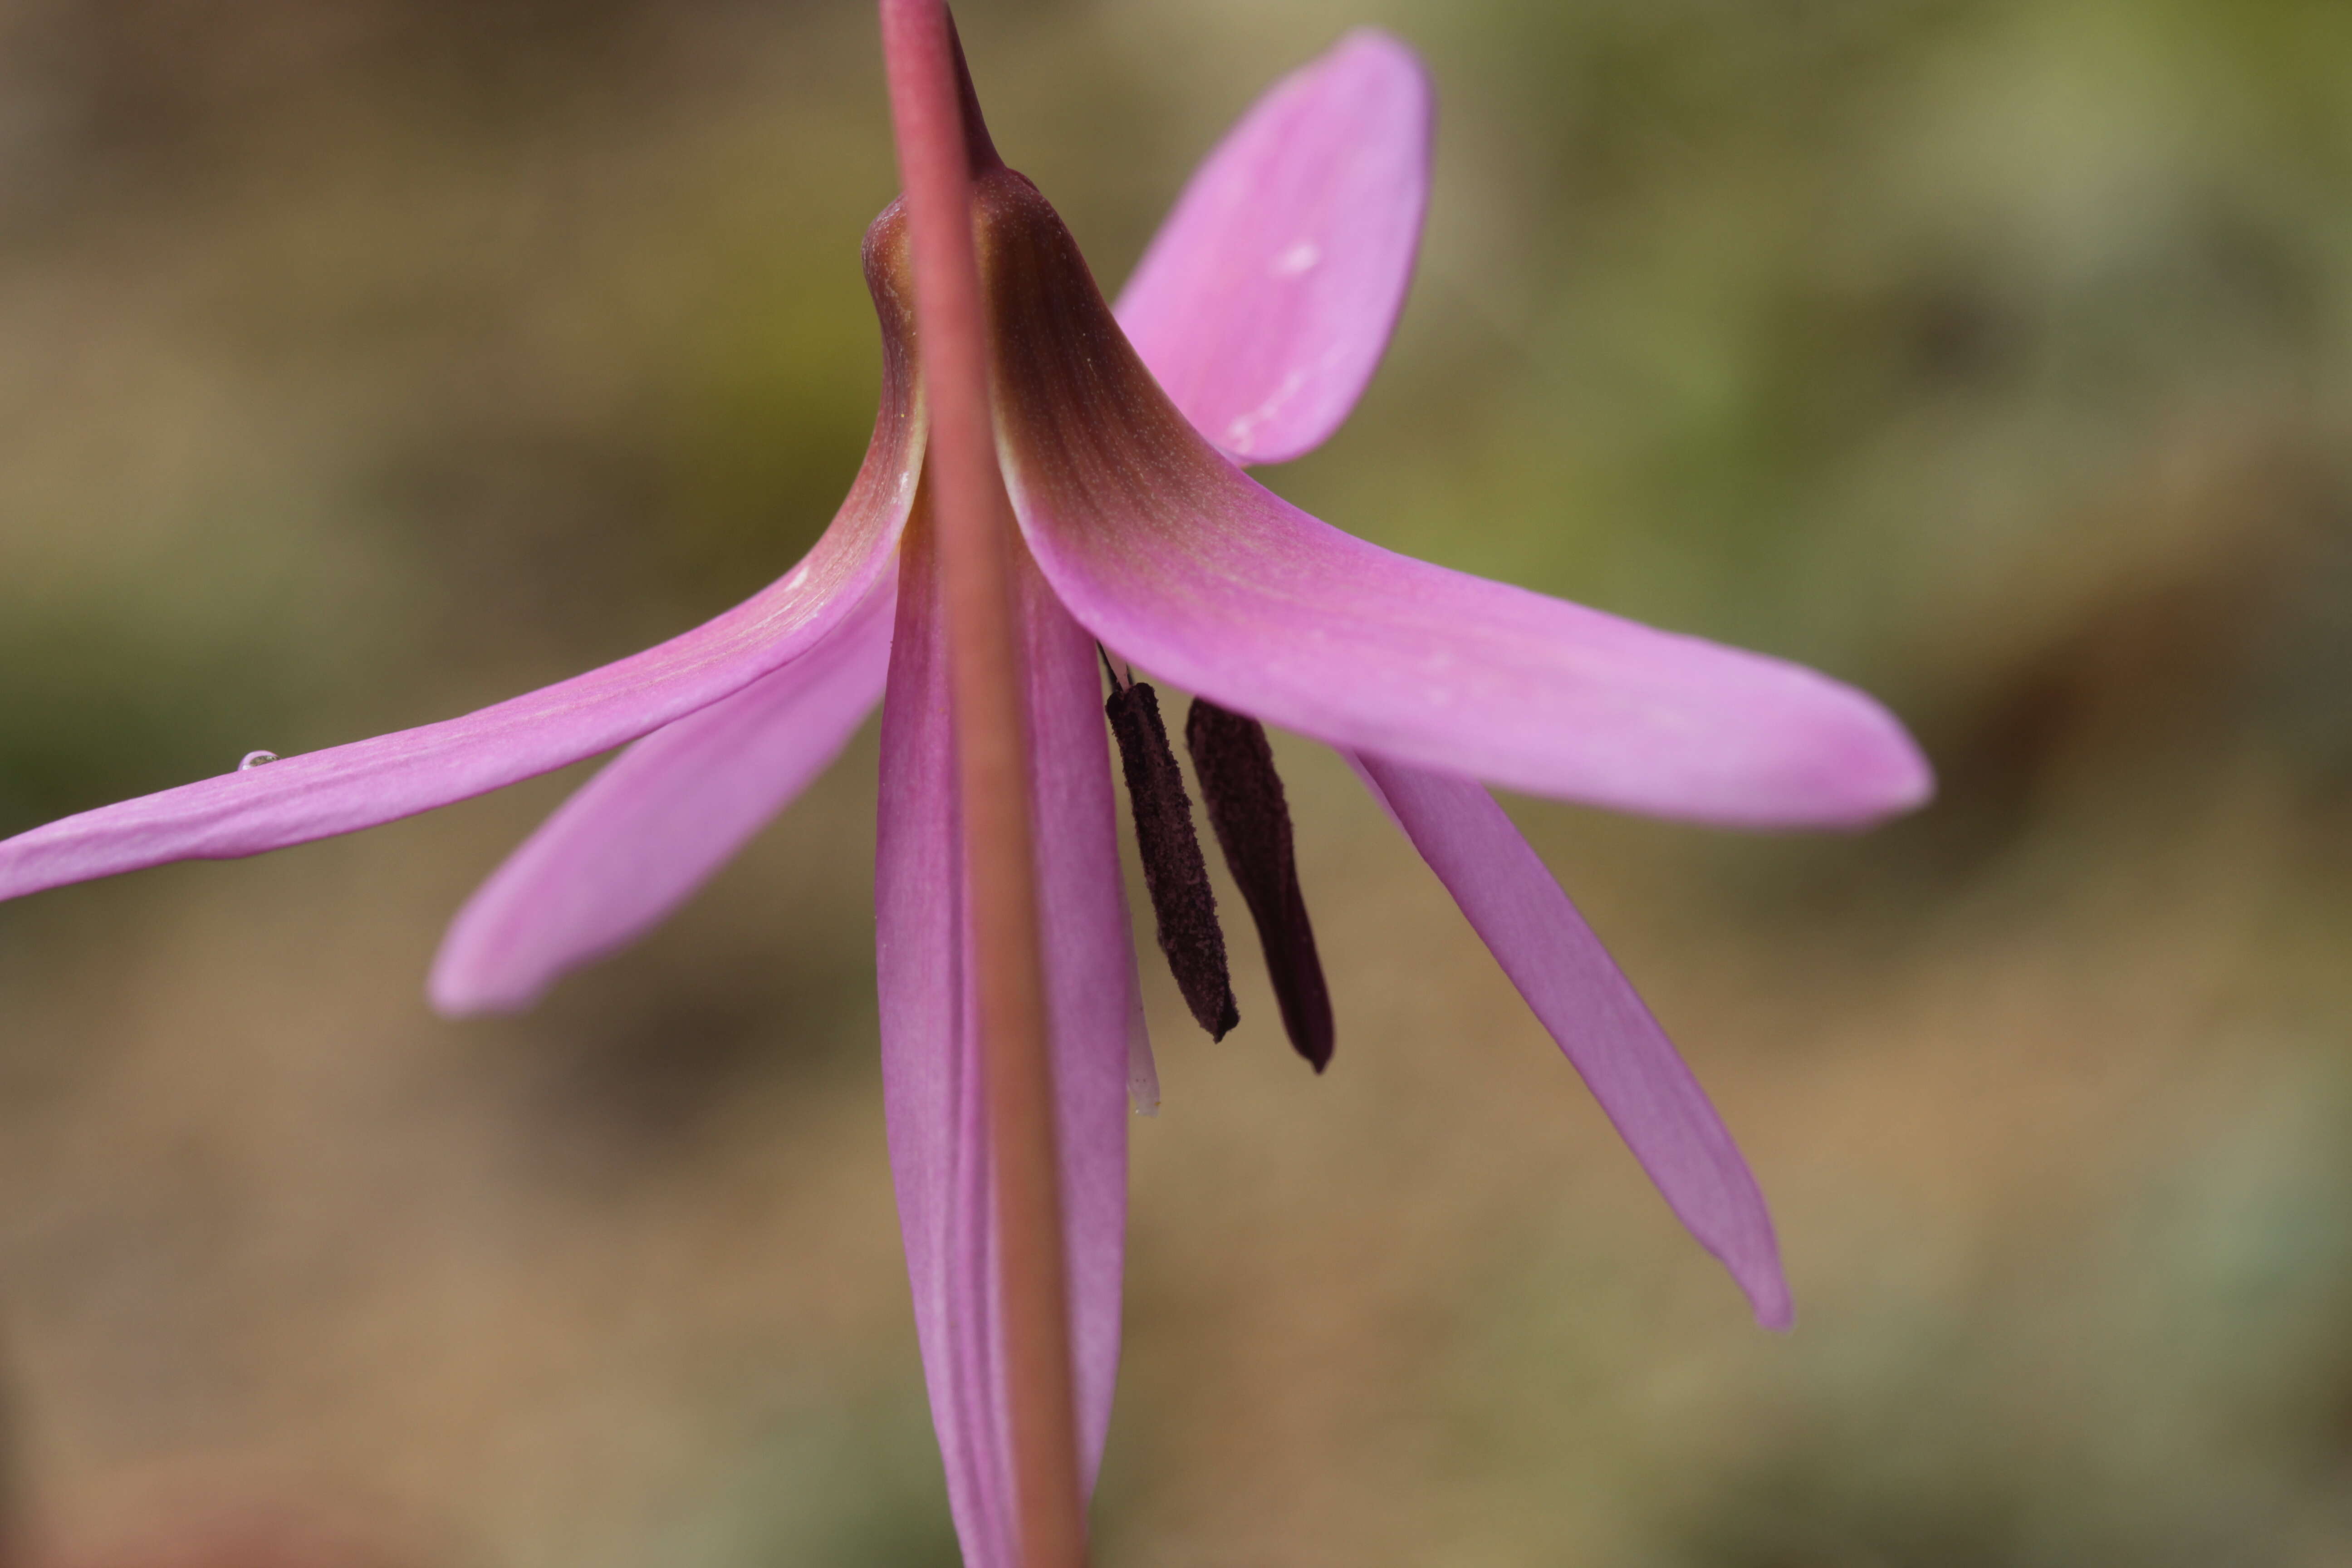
[4,0,2352,1563]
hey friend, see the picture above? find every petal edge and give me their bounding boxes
[1352,750,1793,1329]
[0,209,930,904]
[980,171,1932,829]
[429,566,898,1015]
[1116,29,1431,466]
[876,519,1133,1568]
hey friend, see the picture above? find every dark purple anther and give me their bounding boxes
[1103,663,1239,1040]
[1184,698,1334,1072]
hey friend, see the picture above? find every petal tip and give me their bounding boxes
[1750,1283,1796,1333]
[1725,1236,1794,1331]
[1718,1208,1793,1330]
[1821,696,1937,828]
[1330,26,1434,91]
[1878,738,1938,818]
[1735,671,1937,830]
[425,942,544,1019]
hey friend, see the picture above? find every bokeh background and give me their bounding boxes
[3,0,2351,1561]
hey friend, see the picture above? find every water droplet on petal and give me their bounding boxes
[239,751,279,770]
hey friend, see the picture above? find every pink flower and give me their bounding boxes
[0,27,1930,1561]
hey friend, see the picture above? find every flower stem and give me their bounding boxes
[877,5,1088,1567]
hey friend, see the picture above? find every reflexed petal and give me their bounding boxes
[428,568,897,1015]
[977,173,1933,828]
[1352,751,1792,1329]
[1116,30,1430,466]
[0,199,928,905]
[875,519,1134,1568]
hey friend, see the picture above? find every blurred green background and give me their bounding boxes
[3,0,2351,1562]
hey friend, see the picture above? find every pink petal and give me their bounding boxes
[979,176,1929,828]
[427,568,898,1015]
[0,483,906,903]
[1115,29,1431,465]
[1023,469,1933,828]
[1015,536,1136,1485]
[875,524,1134,1568]
[0,209,928,906]
[875,532,1009,1565]
[1352,750,1792,1329]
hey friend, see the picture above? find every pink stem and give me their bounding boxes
[875,6,1088,1567]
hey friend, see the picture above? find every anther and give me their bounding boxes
[1184,700,1334,1072]
[1102,667,1238,1040]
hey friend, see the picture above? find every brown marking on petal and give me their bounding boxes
[972,167,1222,521]
[860,196,922,412]
[1104,679,1238,1040]
[1185,699,1335,1072]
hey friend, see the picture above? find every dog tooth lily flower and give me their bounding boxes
[0,19,1931,1563]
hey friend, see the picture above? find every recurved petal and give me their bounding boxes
[1115,29,1430,466]
[1034,474,1929,828]
[1351,750,1792,1329]
[0,496,909,904]
[0,196,928,907]
[980,174,1930,828]
[875,519,1134,1568]
[427,568,897,1016]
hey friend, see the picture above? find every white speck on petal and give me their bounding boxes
[1272,241,1321,277]
[238,751,279,770]
[1222,367,1311,456]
